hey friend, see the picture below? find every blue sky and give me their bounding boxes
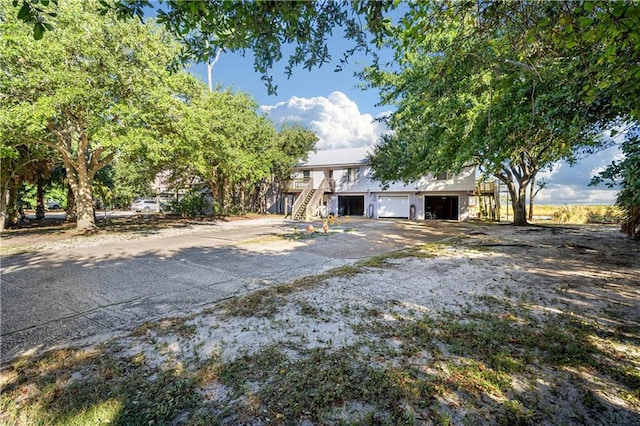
[186,39,622,206]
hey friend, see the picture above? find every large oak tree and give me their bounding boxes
[365,1,629,225]
[2,0,188,231]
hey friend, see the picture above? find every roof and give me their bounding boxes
[299,146,372,168]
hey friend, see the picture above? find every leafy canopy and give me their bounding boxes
[14,0,398,94]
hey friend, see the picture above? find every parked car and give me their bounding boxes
[47,200,62,210]
[130,198,161,213]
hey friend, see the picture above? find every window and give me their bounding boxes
[435,172,450,180]
[347,167,359,183]
[302,170,310,180]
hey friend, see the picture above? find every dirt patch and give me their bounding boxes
[0,214,272,255]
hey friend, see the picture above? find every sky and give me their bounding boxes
[187,40,622,206]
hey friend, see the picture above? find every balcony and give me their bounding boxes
[286,178,335,193]
[286,178,311,192]
[475,181,496,194]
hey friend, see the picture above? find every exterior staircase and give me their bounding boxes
[291,177,334,220]
[293,189,316,220]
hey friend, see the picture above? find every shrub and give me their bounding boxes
[170,192,207,218]
[552,206,588,224]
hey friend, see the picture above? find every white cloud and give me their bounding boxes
[535,185,618,205]
[261,91,389,150]
[532,144,623,204]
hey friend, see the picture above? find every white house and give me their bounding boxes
[286,147,477,221]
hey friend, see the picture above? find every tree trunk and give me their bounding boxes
[512,194,528,225]
[36,176,45,220]
[74,174,96,232]
[0,176,9,232]
[528,176,535,222]
[66,182,77,223]
[5,180,19,228]
[495,169,530,226]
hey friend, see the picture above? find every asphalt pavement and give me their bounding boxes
[1,217,468,364]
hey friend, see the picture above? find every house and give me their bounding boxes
[286,146,478,221]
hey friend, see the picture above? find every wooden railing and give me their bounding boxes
[291,177,336,220]
[286,178,311,192]
[303,177,331,218]
[291,178,313,218]
[286,177,336,192]
[476,181,496,193]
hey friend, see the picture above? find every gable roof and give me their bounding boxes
[299,146,372,168]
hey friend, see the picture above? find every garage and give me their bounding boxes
[378,196,409,219]
[425,195,459,220]
[338,196,364,216]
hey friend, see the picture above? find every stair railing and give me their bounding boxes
[291,177,313,219]
[304,177,330,219]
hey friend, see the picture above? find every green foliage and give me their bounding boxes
[13,0,397,94]
[161,89,317,216]
[365,1,604,225]
[270,123,318,209]
[169,192,207,218]
[591,136,640,238]
[1,0,190,230]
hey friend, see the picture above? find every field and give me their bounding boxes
[501,204,623,224]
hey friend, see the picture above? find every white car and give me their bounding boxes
[47,200,62,210]
[130,198,161,213]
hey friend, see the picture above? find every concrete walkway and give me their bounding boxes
[1,218,468,364]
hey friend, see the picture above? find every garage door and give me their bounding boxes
[378,196,409,218]
[338,196,365,216]
[425,195,459,220]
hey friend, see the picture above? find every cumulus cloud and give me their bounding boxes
[533,144,623,205]
[261,91,388,150]
[546,145,622,185]
[535,185,618,205]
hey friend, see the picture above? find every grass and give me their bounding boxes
[0,346,201,425]
[207,345,434,424]
[2,226,638,425]
[525,204,623,224]
[219,264,361,319]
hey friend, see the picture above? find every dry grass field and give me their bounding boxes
[502,205,623,224]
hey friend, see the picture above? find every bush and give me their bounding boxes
[586,205,623,223]
[169,193,207,218]
[552,206,589,224]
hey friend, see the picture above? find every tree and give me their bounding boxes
[14,0,397,94]
[1,0,189,231]
[528,177,547,222]
[168,88,276,216]
[532,1,640,236]
[13,1,638,231]
[365,1,603,225]
[591,132,640,239]
[0,93,60,229]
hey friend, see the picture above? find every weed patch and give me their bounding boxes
[220,264,361,318]
[212,345,435,423]
[0,347,201,425]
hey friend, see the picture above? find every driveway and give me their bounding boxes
[1,217,469,364]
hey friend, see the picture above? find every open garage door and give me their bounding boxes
[425,196,459,220]
[378,196,409,219]
[338,196,364,216]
